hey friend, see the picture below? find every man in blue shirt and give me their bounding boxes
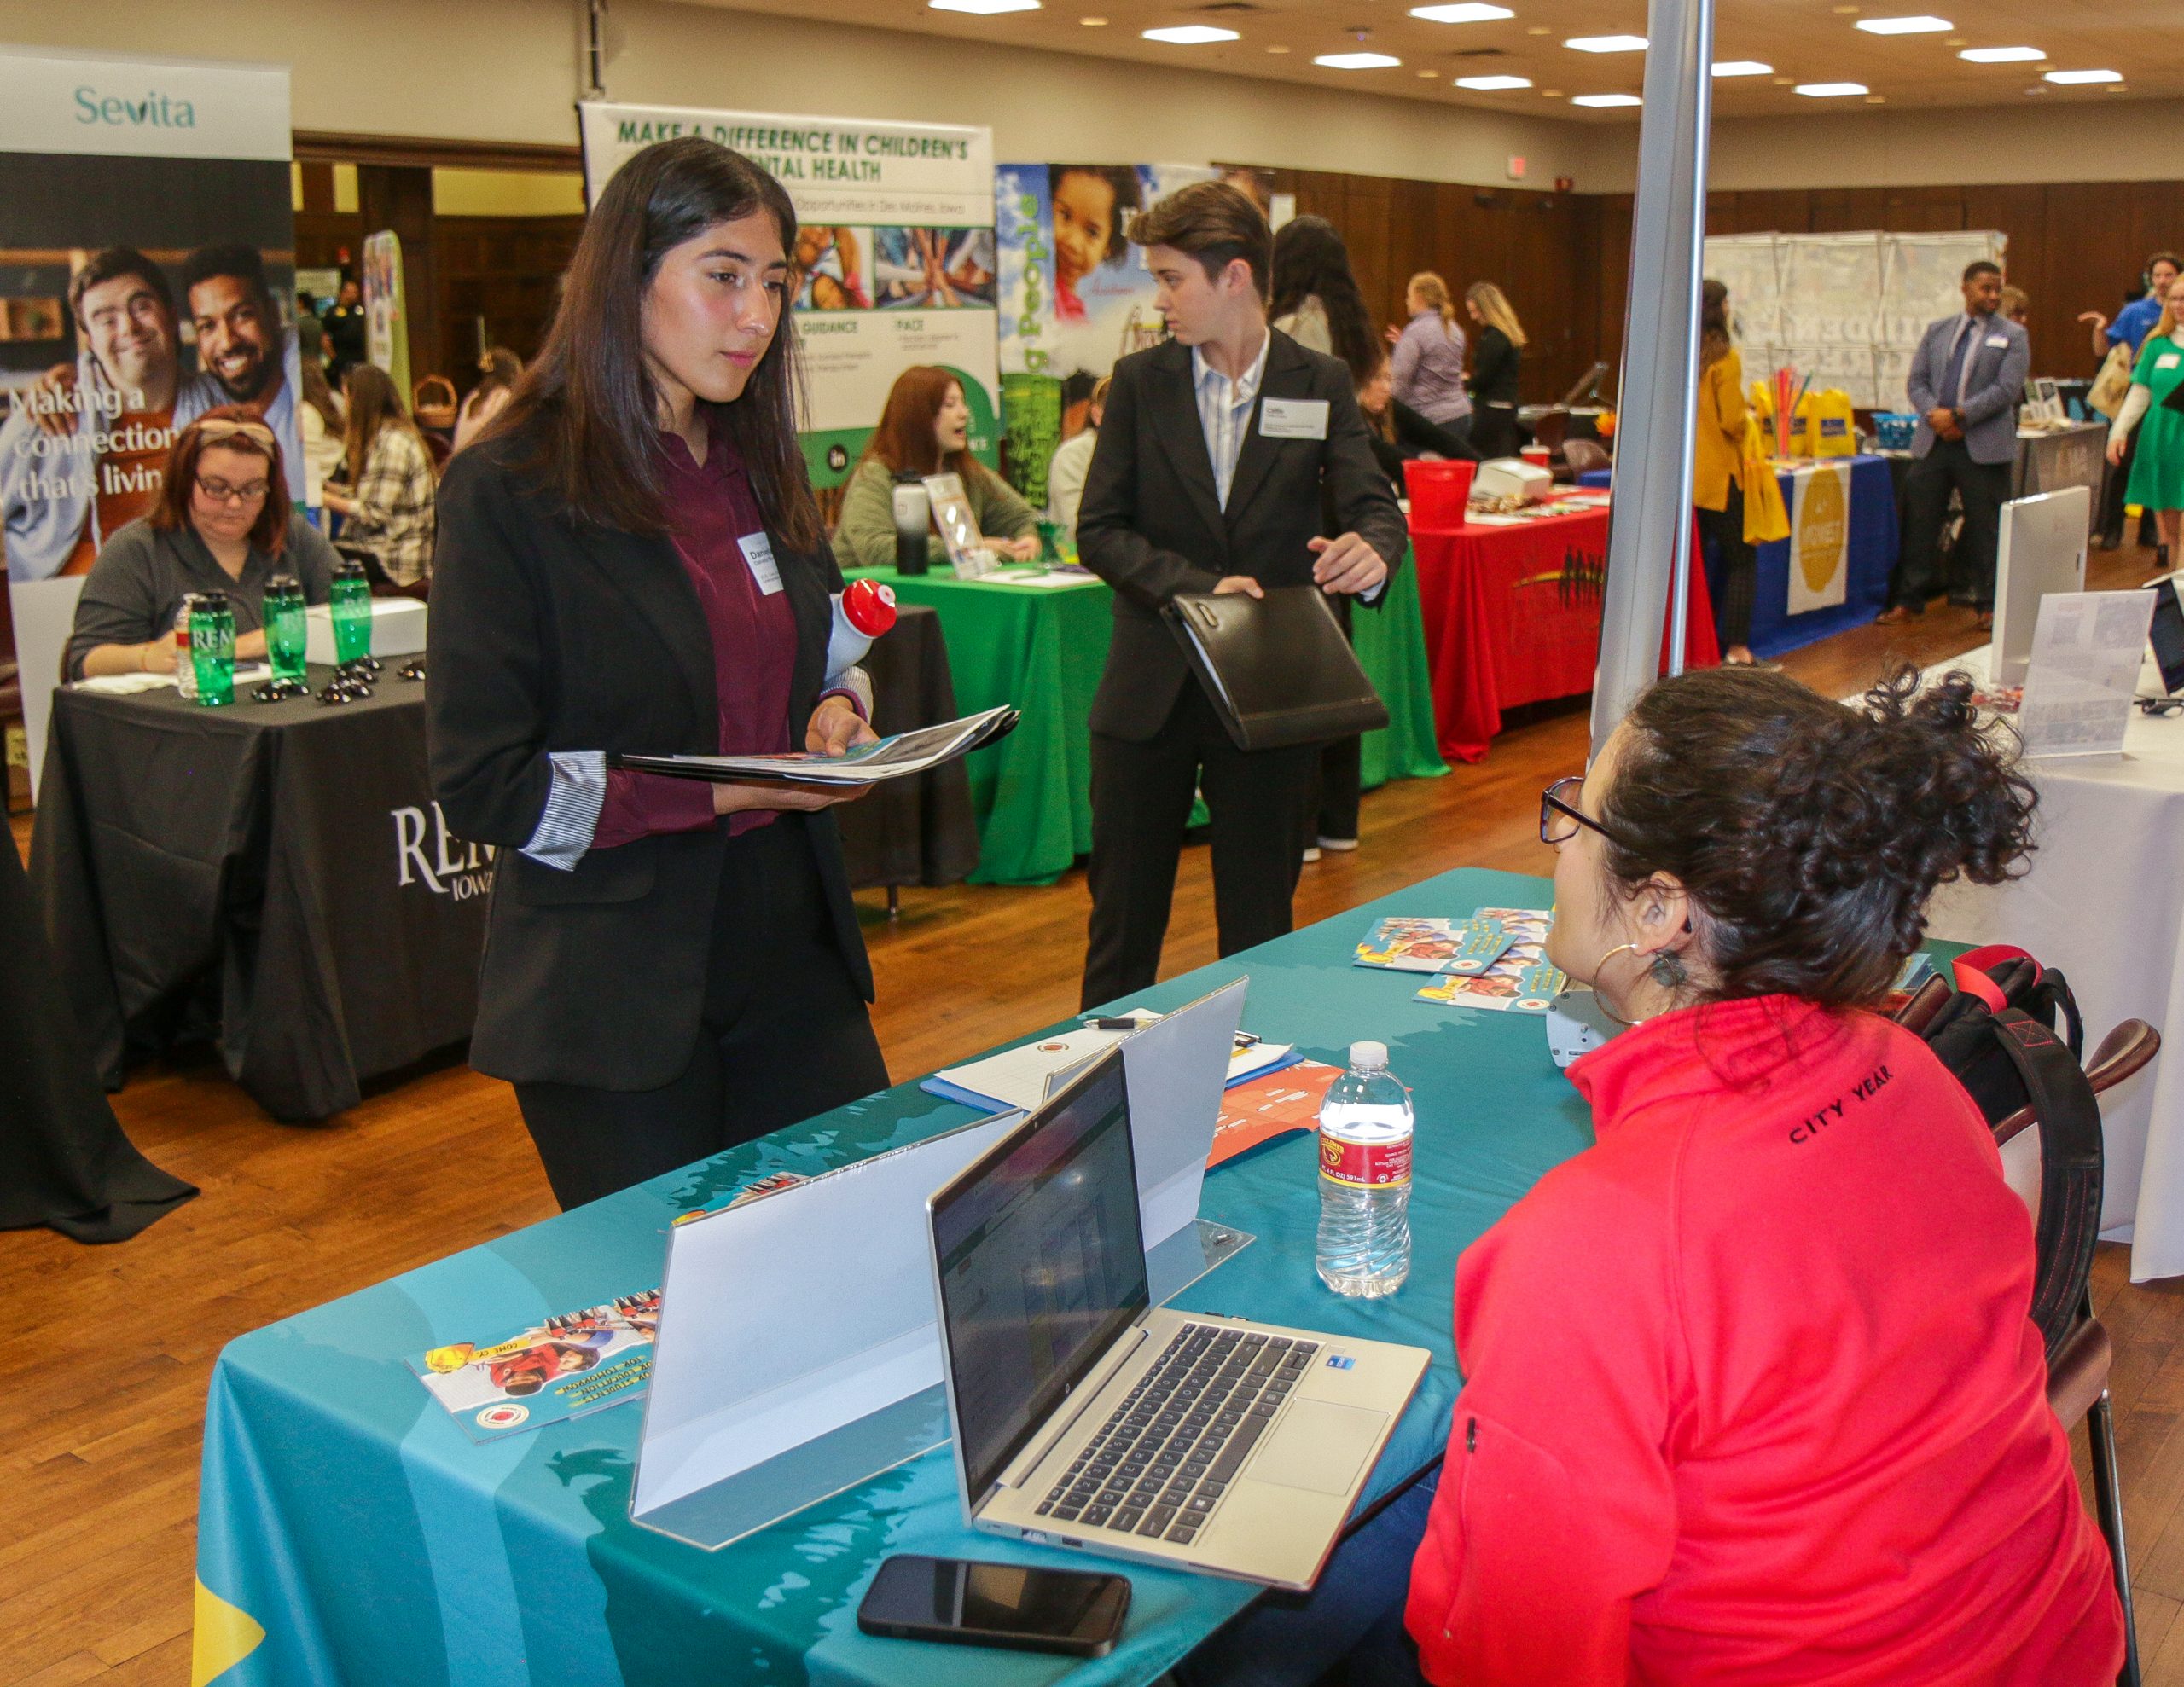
[2082,250,2180,548]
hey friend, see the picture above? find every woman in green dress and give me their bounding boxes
[830,365,1039,571]
[2107,272,2184,571]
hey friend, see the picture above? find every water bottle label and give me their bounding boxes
[1319,1135,1411,1189]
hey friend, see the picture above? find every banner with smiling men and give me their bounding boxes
[0,45,300,793]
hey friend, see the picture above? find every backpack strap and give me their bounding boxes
[1951,943,2035,1013]
[1981,1007,2105,1360]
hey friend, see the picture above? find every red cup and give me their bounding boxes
[1403,458,1477,528]
[1519,444,1553,470]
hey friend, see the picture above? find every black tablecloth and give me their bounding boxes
[834,602,980,890]
[32,667,487,1122]
[30,613,976,1123]
[1,834,196,1241]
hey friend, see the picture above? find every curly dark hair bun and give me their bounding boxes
[1600,664,2037,1008]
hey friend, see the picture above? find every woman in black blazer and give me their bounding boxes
[427,137,888,1208]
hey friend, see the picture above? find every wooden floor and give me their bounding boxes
[8,551,2183,1685]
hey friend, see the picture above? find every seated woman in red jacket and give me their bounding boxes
[1401,664,2122,1685]
[1183,665,2120,1687]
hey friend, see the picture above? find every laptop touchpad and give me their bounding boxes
[1246,1399,1386,1495]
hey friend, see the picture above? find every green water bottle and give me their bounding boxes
[265,573,307,684]
[330,559,372,667]
[191,591,235,706]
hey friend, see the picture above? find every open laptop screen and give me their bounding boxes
[2150,578,2184,698]
[932,1051,1150,1506]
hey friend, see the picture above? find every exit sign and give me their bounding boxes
[1506,154,1527,180]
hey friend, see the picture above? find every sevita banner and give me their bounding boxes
[1,45,299,797]
[578,101,998,492]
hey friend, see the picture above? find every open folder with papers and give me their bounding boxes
[610,704,1019,786]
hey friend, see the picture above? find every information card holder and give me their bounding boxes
[2018,590,2156,760]
[631,1116,1020,1551]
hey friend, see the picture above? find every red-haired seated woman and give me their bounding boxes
[829,365,1039,571]
[66,406,335,680]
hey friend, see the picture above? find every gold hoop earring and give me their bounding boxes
[1590,942,1645,1026]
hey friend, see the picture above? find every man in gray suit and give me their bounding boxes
[1880,260,2030,629]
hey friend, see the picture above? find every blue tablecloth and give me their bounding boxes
[1576,455,1898,658]
[195,867,1594,1687]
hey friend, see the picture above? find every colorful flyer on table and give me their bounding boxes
[1354,917,1511,975]
[410,1290,663,1442]
[1468,907,1552,949]
[1417,951,1567,1013]
[1210,1060,1343,1167]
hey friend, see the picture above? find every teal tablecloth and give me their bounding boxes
[195,867,1590,1687]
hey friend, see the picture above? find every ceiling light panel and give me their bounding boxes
[1565,33,1647,51]
[1795,80,1869,95]
[1959,45,2044,61]
[1315,51,1403,67]
[1409,2,1513,20]
[1142,23,1238,42]
[928,0,1040,12]
[2044,67,2122,83]
[1854,14,1951,32]
[1456,73,1533,88]
[1711,60,1772,76]
[1572,92,1642,105]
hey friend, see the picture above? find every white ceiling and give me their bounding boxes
[681,0,2184,122]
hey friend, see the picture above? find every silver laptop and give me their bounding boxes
[925,1047,1430,1591]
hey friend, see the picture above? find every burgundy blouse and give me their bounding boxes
[592,426,798,845]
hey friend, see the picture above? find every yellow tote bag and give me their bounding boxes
[1740,417,1790,544]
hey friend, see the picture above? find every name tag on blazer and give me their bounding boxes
[1260,397,1330,441]
[1984,333,2010,350]
[739,532,784,594]
[2160,354,2182,372]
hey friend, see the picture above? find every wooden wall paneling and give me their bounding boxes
[2126,181,2184,286]
[355,165,439,396]
[1806,187,1893,231]
[1881,187,1967,232]
[2050,180,2148,376]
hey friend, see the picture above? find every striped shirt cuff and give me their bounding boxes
[521,751,608,871]
[821,665,874,721]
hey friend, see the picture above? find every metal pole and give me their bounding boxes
[1589,0,1716,755]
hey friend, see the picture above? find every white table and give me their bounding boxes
[1923,646,2184,1279]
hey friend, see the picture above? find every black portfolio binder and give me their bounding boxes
[1162,586,1390,752]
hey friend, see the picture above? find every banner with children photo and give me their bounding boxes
[578,101,1000,494]
[0,49,300,798]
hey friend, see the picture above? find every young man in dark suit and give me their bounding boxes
[1075,183,1407,1009]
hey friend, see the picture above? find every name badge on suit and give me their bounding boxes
[1259,398,1329,441]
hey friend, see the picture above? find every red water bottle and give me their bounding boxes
[826,579,897,678]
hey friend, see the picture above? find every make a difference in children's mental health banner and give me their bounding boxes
[579,103,998,492]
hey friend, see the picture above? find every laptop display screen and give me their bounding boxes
[932,1052,1150,1505]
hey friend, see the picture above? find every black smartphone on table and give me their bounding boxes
[857,1554,1131,1658]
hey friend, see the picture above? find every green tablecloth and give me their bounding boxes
[850,560,1449,885]
[195,866,1589,1687]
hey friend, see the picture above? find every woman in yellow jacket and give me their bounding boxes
[1693,279,1757,666]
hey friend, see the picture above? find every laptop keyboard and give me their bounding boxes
[1035,1323,1319,1548]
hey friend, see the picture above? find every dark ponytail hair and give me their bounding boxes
[488,136,819,549]
[1699,277,1732,370]
[1269,215,1380,388]
[1598,665,2036,1008]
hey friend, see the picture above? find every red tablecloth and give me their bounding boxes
[1411,507,1719,763]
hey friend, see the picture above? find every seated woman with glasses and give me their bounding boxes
[1405,666,2122,1684]
[66,407,337,681]
[1179,666,2122,1687]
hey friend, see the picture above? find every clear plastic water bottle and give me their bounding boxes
[172,596,201,699]
[1316,1041,1414,1298]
